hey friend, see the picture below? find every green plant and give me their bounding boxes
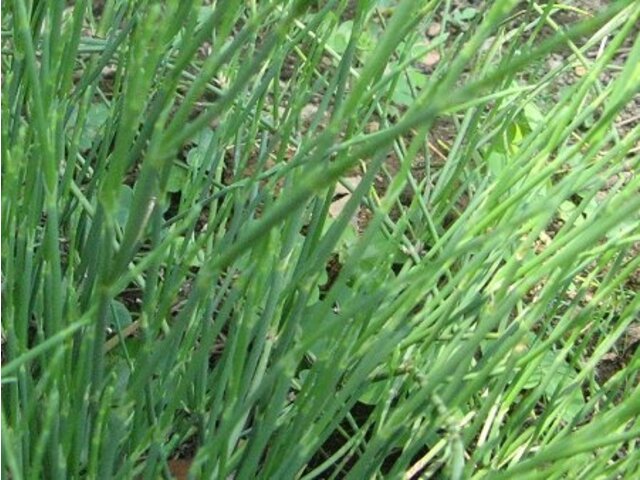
[2,1,639,478]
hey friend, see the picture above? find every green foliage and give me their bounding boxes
[2,0,640,479]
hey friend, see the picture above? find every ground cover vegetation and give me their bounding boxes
[2,0,639,478]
